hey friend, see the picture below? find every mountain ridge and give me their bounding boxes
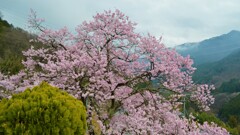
[175,30,240,65]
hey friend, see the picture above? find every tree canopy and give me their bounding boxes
[0,9,229,134]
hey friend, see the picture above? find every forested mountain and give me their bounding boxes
[176,30,240,65]
[175,30,240,87]
[193,49,240,87]
[175,30,240,133]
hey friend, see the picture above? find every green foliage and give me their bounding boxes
[214,88,240,135]
[0,55,24,75]
[0,17,11,32]
[217,79,240,93]
[0,20,11,30]
[91,111,101,135]
[228,115,238,128]
[217,93,240,134]
[0,11,3,19]
[219,94,240,121]
[195,112,226,126]
[0,26,31,58]
[194,112,239,135]
[0,82,87,135]
[0,18,44,75]
[193,49,240,87]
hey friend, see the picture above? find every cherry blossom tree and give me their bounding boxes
[0,10,228,134]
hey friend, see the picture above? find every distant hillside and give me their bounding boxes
[0,18,37,75]
[193,49,240,87]
[175,30,240,65]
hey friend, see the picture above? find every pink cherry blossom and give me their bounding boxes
[0,9,228,134]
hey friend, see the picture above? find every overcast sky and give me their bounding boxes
[1,0,240,47]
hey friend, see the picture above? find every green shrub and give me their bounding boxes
[0,82,87,135]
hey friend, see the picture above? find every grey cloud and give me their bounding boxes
[0,0,240,47]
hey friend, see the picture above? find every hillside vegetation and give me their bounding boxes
[176,30,240,134]
[0,18,37,75]
[193,49,240,87]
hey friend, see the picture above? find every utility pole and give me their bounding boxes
[183,96,186,117]
[182,94,189,118]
